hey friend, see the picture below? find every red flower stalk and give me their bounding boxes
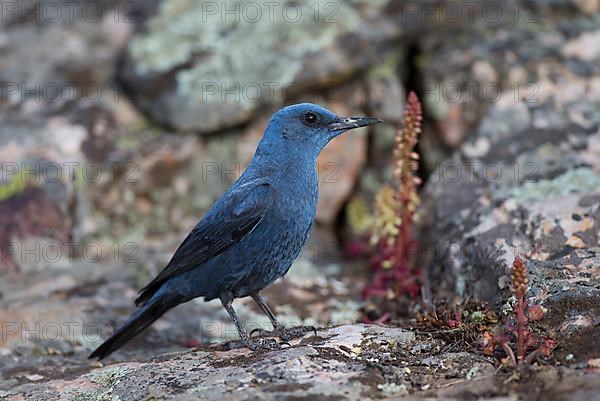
[482,255,556,367]
[364,91,423,300]
[511,255,529,364]
[393,92,422,269]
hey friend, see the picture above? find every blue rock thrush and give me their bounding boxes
[90,103,381,359]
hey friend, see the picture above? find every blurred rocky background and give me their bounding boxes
[0,0,599,400]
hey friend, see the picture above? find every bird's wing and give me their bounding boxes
[135,180,274,305]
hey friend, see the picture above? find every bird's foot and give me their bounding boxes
[223,337,289,351]
[246,338,289,351]
[279,325,318,341]
[250,325,317,341]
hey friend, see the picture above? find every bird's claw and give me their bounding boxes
[249,327,270,338]
[224,338,286,351]
[246,338,287,351]
[279,325,318,341]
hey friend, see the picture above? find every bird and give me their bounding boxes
[89,103,382,359]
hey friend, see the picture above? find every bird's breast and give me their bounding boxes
[277,166,319,219]
[225,168,318,297]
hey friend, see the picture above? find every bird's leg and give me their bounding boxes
[219,294,280,351]
[220,295,251,346]
[250,292,317,341]
[251,292,284,331]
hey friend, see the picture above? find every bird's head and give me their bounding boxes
[262,103,382,156]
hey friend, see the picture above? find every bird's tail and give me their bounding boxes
[89,295,176,360]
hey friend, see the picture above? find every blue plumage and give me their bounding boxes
[90,103,381,358]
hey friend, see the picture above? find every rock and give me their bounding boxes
[0,144,77,272]
[0,1,139,271]
[415,2,600,170]
[366,51,406,125]
[3,317,598,400]
[3,324,415,400]
[419,7,600,359]
[562,30,600,62]
[571,0,600,14]
[120,0,398,133]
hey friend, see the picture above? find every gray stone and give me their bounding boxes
[120,0,398,133]
[419,6,600,354]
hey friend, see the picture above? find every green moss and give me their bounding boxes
[510,168,600,203]
[0,167,28,201]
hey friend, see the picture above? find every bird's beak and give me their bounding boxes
[327,117,383,132]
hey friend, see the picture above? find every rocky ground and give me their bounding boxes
[1,0,599,400]
[3,323,599,401]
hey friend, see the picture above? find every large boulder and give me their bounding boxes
[419,11,600,360]
[119,0,400,133]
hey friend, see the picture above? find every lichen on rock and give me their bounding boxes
[122,0,393,132]
[510,167,600,203]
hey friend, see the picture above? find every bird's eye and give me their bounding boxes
[303,112,320,125]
